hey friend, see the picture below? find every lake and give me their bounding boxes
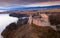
[0,14,18,38]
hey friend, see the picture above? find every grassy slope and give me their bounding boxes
[1,24,60,38]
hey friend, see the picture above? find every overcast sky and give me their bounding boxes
[0,0,60,8]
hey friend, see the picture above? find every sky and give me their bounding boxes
[0,0,60,7]
[0,0,60,11]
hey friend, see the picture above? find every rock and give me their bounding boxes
[6,23,17,31]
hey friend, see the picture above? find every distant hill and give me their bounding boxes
[7,5,60,10]
[0,5,60,14]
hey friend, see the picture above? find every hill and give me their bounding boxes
[1,23,60,38]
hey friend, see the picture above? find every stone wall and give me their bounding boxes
[40,14,49,22]
[33,18,42,26]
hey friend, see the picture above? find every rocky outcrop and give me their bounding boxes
[1,22,60,38]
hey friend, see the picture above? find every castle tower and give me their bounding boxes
[28,15,33,25]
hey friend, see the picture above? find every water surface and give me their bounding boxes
[0,14,18,38]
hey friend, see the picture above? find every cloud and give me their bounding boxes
[0,0,60,9]
[0,0,60,5]
[26,1,60,7]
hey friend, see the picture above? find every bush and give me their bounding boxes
[49,14,60,25]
